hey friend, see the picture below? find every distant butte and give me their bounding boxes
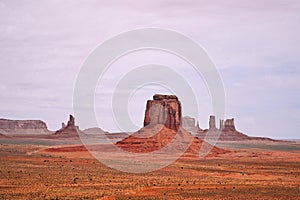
[53,115,83,138]
[0,118,51,135]
[182,116,202,134]
[196,116,275,141]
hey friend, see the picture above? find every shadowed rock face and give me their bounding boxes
[144,94,182,131]
[0,119,50,134]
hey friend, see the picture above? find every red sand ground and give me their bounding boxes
[0,139,299,199]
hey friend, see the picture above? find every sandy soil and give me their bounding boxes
[0,139,299,199]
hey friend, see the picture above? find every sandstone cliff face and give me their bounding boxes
[143,94,182,131]
[0,119,50,135]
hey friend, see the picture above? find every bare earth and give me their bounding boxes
[0,139,299,199]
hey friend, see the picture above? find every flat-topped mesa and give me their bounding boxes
[144,94,182,131]
[223,118,236,131]
[0,119,50,134]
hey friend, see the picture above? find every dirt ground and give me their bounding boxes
[0,140,299,199]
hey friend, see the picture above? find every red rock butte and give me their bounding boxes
[53,115,82,138]
[144,94,182,130]
[116,94,225,156]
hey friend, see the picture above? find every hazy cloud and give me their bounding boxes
[0,0,299,138]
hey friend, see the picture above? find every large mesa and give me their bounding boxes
[0,119,51,135]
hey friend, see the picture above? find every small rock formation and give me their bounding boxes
[61,122,66,129]
[219,119,224,130]
[182,116,202,134]
[144,94,182,130]
[209,115,217,130]
[67,115,75,126]
[53,115,82,138]
[0,119,51,135]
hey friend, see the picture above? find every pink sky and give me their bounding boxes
[0,0,299,138]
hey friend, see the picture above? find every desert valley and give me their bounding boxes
[0,94,299,199]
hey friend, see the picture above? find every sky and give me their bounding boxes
[0,0,299,139]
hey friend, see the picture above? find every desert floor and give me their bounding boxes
[0,139,299,199]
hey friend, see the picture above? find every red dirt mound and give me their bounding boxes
[116,125,228,156]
